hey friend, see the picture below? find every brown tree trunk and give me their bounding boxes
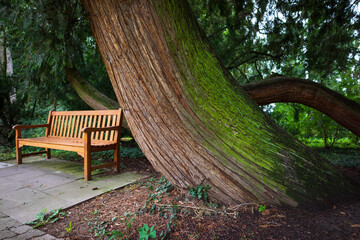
[243,76,360,137]
[82,0,359,207]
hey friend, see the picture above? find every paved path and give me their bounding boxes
[0,156,146,239]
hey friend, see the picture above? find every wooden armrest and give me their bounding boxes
[81,126,121,133]
[13,124,50,130]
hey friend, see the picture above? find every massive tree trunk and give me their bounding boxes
[243,76,360,137]
[82,0,359,207]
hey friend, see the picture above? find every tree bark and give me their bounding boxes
[243,76,360,137]
[82,0,359,207]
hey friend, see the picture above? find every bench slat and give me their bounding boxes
[52,110,120,116]
[110,115,116,141]
[51,115,57,136]
[100,115,107,140]
[91,115,97,139]
[105,115,111,141]
[95,115,101,140]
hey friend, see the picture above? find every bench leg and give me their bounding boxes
[46,148,51,159]
[84,151,91,181]
[16,146,22,164]
[114,144,120,173]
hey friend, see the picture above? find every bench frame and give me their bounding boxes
[13,109,124,181]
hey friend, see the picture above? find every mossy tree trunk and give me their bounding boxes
[82,0,359,207]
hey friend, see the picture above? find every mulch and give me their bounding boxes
[38,150,360,240]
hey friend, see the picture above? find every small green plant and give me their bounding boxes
[188,185,211,201]
[138,224,156,240]
[27,208,65,228]
[119,212,136,237]
[258,204,266,212]
[65,222,73,233]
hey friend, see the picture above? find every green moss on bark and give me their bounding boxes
[153,0,359,207]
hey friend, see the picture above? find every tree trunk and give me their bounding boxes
[243,76,360,137]
[65,67,129,128]
[82,0,359,207]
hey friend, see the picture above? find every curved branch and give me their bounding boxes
[243,76,360,137]
[65,67,129,128]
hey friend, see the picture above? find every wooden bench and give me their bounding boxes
[13,109,124,181]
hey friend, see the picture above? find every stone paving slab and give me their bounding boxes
[0,156,146,239]
[0,162,13,169]
[0,212,58,240]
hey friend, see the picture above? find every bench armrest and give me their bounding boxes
[13,124,50,130]
[81,126,121,133]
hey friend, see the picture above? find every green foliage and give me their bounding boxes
[317,148,360,168]
[137,177,177,239]
[86,212,136,239]
[65,222,73,234]
[189,0,360,81]
[0,145,16,161]
[138,224,156,240]
[27,208,65,228]
[188,185,211,202]
[258,204,266,212]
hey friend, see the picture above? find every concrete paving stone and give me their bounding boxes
[15,174,75,192]
[0,163,13,169]
[0,217,22,230]
[19,158,85,179]
[2,196,72,224]
[9,224,33,234]
[3,169,49,183]
[0,181,24,195]
[32,234,60,240]
[0,198,28,212]
[89,172,145,190]
[0,188,50,211]
[0,229,17,239]
[43,181,103,204]
[0,167,27,178]
[12,228,45,239]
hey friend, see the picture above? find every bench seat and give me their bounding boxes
[19,137,116,148]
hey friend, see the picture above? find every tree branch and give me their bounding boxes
[243,76,360,137]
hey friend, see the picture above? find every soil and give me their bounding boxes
[38,145,360,240]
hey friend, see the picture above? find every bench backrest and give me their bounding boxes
[46,109,123,142]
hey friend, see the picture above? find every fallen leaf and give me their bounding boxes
[261,209,270,216]
[351,224,360,227]
[259,224,279,228]
[340,212,346,215]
